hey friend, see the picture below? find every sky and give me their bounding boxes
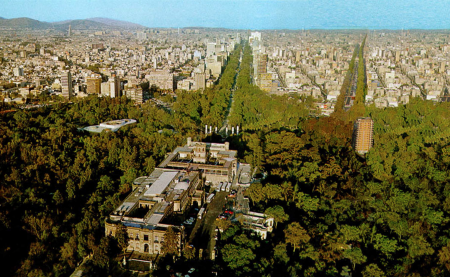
[3,0,450,30]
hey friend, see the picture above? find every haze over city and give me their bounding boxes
[3,0,450,29]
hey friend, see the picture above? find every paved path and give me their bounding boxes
[188,191,228,259]
[219,51,243,136]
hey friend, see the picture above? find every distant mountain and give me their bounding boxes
[52,19,74,25]
[0,16,145,30]
[0,17,50,29]
[55,19,109,30]
[87,17,145,29]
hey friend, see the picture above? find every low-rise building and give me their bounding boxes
[238,211,274,240]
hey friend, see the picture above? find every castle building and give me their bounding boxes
[105,169,201,255]
[105,138,237,257]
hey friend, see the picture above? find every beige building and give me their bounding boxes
[86,76,101,94]
[194,72,206,91]
[123,85,144,104]
[145,71,174,90]
[258,72,274,92]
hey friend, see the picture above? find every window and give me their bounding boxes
[136,234,139,240]
[144,235,148,241]
[154,236,159,242]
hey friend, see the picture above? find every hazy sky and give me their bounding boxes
[3,0,450,29]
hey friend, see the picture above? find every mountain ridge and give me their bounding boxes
[0,16,145,30]
[87,17,145,29]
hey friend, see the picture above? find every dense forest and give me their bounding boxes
[213,97,450,277]
[2,39,450,277]
[0,96,200,276]
[199,41,450,276]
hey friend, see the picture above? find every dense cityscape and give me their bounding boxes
[2,7,450,277]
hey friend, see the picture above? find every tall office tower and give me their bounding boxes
[61,71,73,99]
[353,118,374,155]
[86,76,102,94]
[258,54,268,74]
[194,72,206,91]
[206,42,216,57]
[295,51,301,63]
[109,74,120,98]
[68,25,71,37]
[101,82,110,97]
[124,86,144,104]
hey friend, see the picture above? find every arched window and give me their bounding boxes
[144,244,149,253]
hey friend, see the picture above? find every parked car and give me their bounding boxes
[224,209,234,215]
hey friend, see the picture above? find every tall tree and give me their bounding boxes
[161,226,179,257]
[115,223,129,254]
[264,205,289,228]
[284,222,310,252]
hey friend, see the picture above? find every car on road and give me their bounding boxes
[184,217,195,225]
[188,268,196,274]
[218,214,227,219]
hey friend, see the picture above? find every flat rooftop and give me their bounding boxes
[82,118,137,133]
[144,171,178,197]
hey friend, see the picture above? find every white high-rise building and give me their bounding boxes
[109,74,120,98]
[207,42,216,57]
[249,32,262,43]
[101,82,110,97]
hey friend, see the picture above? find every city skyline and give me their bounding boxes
[3,0,450,30]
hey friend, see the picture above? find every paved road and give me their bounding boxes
[344,60,358,111]
[188,191,228,259]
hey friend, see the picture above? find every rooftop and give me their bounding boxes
[110,168,200,228]
[82,118,137,133]
[144,171,178,197]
